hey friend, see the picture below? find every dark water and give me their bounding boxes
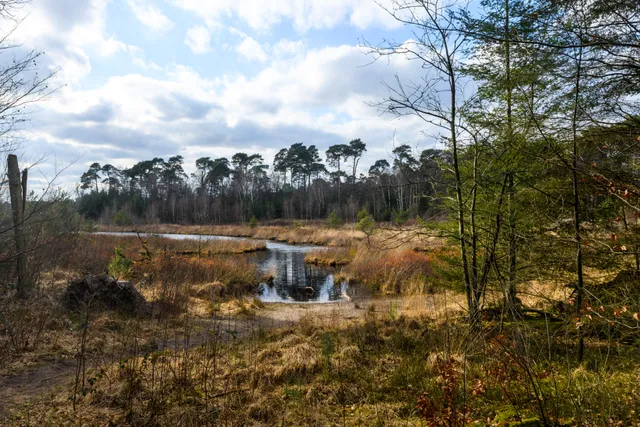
[250,241,348,303]
[95,232,348,303]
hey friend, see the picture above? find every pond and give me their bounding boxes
[96,232,349,303]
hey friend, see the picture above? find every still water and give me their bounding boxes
[96,232,348,303]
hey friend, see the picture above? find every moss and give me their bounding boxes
[507,419,543,427]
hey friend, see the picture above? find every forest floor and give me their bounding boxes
[5,287,639,426]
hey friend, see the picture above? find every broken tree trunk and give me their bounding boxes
[7,154,33,299]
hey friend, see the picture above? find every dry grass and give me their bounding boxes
[10,308,640,426]
[0,233,263,374]
[53,234,265,277]
[98,223,365,247]
[340,248,442,295]
[150,236,266,255]
[132,254,260,316]
[304,246,356,266]
[43,233,263,316]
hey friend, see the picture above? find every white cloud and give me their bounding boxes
[127,0,175,32]
[29,39,430,186]
[10,0,127,84]
[273,39,306,58]
[168,0,402,32]
[184,26,212,54]
[13,0,435,188]
[128,45,163,71]
[230,28,268,62]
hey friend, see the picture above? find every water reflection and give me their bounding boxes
[253,245,347,303]
[94,232,348,303]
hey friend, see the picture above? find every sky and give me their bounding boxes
[8,0,439,192]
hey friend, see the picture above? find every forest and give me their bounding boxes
[76,140,448,224]
[1,0,640,425]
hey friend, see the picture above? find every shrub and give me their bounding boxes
[356,208,369,222]
[81,218,98,232]
[393,209,409,226]
[248,215,259,229]
[108,247,133,280]
[325,209,341,229]
[113,210,133,226]
[356,209,375,236]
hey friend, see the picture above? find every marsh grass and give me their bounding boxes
[3,226,640,426]
[11,305,640,426]
[0,231,264,382]
[98,223,365,247]
[340,248,441,295]
[55,234,265,275]
[304,246,356,266]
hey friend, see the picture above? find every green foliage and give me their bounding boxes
[113,210,133,226]
[393,209,409,226]
[248,215,259,229]
[108,247,132,279]
[325,209,342,229]
[81,218,98,232]
[320,333,335,368]
[387,301,398,320]
[356,209,375,236]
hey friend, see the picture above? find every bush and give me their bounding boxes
[108,247,133,279]
[81,218,98,232]
[248,215,259,229]
[325,209,342,229]
[356,209,375,236]
[393,209,409,226]
[356,208,369,222]
[113,210,133,226]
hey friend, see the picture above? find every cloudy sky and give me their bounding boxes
[10,0,436,191]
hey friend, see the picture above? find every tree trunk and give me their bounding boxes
[572,41,585,363]
[7,154,32,299]
[505,0,518,311]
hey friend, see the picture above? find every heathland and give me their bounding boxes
[1,221,638,426]
[1,0,639,424]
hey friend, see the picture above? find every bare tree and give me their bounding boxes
[0,0,58,298]
[363,0,487,318]
[0,0,57,200]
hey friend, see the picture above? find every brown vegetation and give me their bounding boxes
[339,247,450,295]
[6,304,639,426]
[98,223,365,247]
[304,246,356,266]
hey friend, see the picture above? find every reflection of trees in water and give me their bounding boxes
[260,249,343,302]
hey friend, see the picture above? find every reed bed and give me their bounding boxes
[340,248,439,295]
[151,236,266,255]
[304,247,356,266]
[55,234,265,275]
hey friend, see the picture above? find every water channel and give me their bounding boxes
[97,232,348,303]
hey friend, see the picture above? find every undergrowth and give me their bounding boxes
[8,311,639,426]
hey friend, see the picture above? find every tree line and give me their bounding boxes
[77,140,449,224]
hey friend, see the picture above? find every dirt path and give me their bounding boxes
[0,298,407,419]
